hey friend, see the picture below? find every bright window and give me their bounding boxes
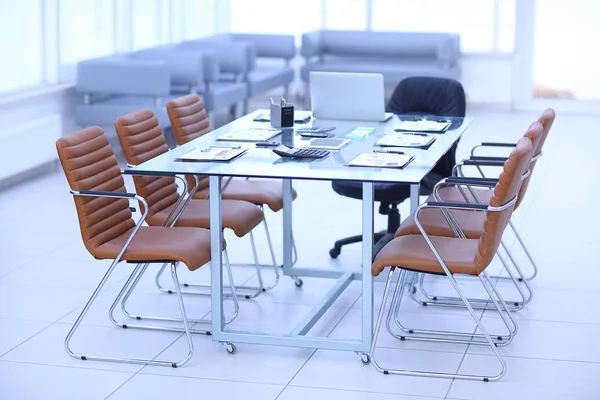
[325,0,368,30]
[182,0,217,40]
[132,0,161,50]
[58,0,115,81]
[0,0,44,93]
[372,0,515,52]
[230,0,322,45]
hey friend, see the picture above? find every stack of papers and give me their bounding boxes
[346,127,376,139]
[395,120,449,133]
[175,147,247,162]
[348,152,415,169]
[217,128,281,142]
[375,133,435,148]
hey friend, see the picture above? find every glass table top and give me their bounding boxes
[127,110,472,184]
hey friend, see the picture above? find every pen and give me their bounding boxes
[280,97,285,107]
[374,149,405,155]
[403,132,429,137]
[269,97,274,105]
[211,145,241,149]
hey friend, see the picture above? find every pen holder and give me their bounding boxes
[270,102,294,129]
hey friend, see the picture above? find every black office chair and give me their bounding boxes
[329,76,466,258]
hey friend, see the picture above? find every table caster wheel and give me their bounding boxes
[329,248,340,258]
[360,353,371,365]
[294,278,303,288]
[224,343,236,354]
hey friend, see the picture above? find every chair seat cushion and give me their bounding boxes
[394,187,492,238]
[194,178,297,212]
[248,67,294,96]
[147,199,264,238]
[95,226,220,271]
[371,234,478,277]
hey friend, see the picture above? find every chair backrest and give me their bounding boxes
[387,77,466,181]
[514,108,555,209]
[56,127,135,258]
[114,109,180,220]
[166,94,212,193]
[474,136,535,273]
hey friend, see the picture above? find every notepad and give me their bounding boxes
[375,133,435,148]
[395,120,449,133]
[217,128,281,142]
[348,152,415,169]
[175,147,248,162]
[346,127,376,139]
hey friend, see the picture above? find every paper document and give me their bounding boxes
[375,133,435,148]
[217,128,281,142]
[395,120,449,132]
[348,152,415,169]
[176,147,247,162]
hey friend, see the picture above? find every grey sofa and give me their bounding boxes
[301,30,460,85]
[207,33,296,100]
[75,53,189,129]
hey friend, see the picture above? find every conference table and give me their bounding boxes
[126,110,471,360]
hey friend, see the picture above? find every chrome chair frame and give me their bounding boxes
[411,171,534,311]
[370,194,518,381]
[64,190,233,368]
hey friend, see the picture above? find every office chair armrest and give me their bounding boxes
[462,159,505,167]
[442,177,498,187]
[468,156,509,162]
[73,190,137,199]
[425,201,489,211]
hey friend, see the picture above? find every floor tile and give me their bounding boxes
[0,361,133,400]
[447,354,600,400]
[141,301,348,385]
[290,348,459,398]
[108,373,284,400]
[0,318,51,356]
[1,322,185,373]
[278,386,443,400]
[468,316,600,363]
[0,282,90,322]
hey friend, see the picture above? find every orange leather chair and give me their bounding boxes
[368,136,534,381]
[165,94,300,269]
[395,120,545,310]
[57,126,225,368]
[114,109,271,299]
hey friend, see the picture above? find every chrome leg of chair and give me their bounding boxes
[412,251,528,311]
[115,256,240,327]
[154,233,267,299]
[387,270,514,347]
[508,220,538,280]
[65,260,195,368]
[370,268,507,381]
[261,211,281,291]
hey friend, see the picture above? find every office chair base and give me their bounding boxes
[329,231,389,259]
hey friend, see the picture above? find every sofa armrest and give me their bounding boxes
[178,40,256,75]
[76,58,170,96]
[437,34,461,66]
[230,33,296,59]
[301,31,323,59]
[132,48,213,87]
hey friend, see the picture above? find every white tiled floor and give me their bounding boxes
[1,109,600,399]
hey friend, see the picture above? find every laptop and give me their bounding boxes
[309,72,394,122]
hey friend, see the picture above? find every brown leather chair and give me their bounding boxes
[165,94,300,269]
[395,113,553,310]
[57,126,225,368]
[114,109,272,299]
[368,136,534,381]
